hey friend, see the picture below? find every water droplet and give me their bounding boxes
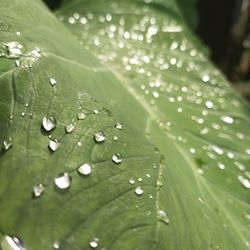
[33,184,45,198]
[4,41,24,58]
[238,175,250,189]
[115,123,123,130]
[129,178,135,184]
[93,109,99,114]
[94,132,106,142]
[218,162,225,170]
[89,238,99,248]
[112,136,118,141]
[205,101,214,109]
[2,235,25,250]
[220,116,234,124]
[15,59,21,67]
[234,161,246,171]
[157,210,170,224]
[42,117,56,131]
[77,163,92,176]
[49,77,56,86]
[112,153,122,164]
[54,173,71,189]
[3,137,13,151]
[77,112,86,120]
[134,186,143,196]
[65,123,75,134]
[53,240,60,249]
[21,112,25,117]
[48,139,60,152]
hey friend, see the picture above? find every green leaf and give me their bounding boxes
[0,0,249,250]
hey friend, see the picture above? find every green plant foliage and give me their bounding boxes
[0,0,249,249]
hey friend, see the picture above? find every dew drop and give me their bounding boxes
[205,100,214,109]
[42,117,56,131]
[49,77,56,86]
[33,184,45,198]
[65,123,75,134]
[77,163,92,176]
[157,210,170,224]
[53,240,60,249]
[94,132,106,142]
[3,137,13,151]
[112,136,118,141]
[77,112,86,120]
[129,178,135,184]
[134,186,144,196]
[48,139,60,152]
[89,238,99,248]
[238,175,250,189]
[220,116,234,124]
[2,235,25,250]
[54,173,71,189]
[115,122,123,130]
[93,109,99,114]
[112,153,122,164]
[4,41,24,58]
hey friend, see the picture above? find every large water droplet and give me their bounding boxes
[89,238,99,248]
[94,132,106,142]
[157,210,170,224]
[33,184,45,198]
[42,117,56,131]
[54,173,71,189]
[2,235,25,250]
[112,153,122,164]
[238,175,250,189]
[65,123,75,134]
[77,163,92,176]
[3,137,13,151]
[48,139,60,152]
[220,116,234,124]
[134,186,144,196]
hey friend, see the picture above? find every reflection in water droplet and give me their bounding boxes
[78,163,92,176]
[115,122,123,130]
[77,112,86,120]
[42,117,56,131]
[33,184,45,198]
[54,173,71,189]
[89,238,99,248]
[238,176,250,189]
[3,235,25,250]
[157,210,170,224]
[3,137,13,151]
[94,132,106,142]
[220,116,234,124]
[65,123,75,134]
[49,77,56,86]
[112,153,122,164]
[48,139,60,152]
[134,186,144,196]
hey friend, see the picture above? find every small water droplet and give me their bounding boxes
[129,178,135,184]
[49,77,56,86]
[89,238,99,248]
[238,175,250,189]
[54,173,71,189]
[42,117,56,131]
[134,186,143,196]
[2,235,25,250]
[65,123,75,134]
[53,240,60,249]
[15,59,21,67]
[48,139,60,152]
[21,112,25,117]
[93,109,99,114]
[205,100,214,109]
[115,123,123,130]
[112,153,122,164]
[33,184,45,198]
[3,137,13,151]
[94,132,106,142]
[157,210,170,224]
[4,41,24,58]
[112,136,118,141]
[77,112,86,120]
[77,163,92,176]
